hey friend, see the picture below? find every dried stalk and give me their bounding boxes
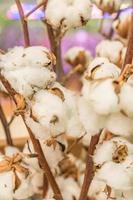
[45,23,64,81]
[79,134,100,200]
[0,103,13,146]
[15,0,30,47]
[122,13,133,71]
[26,125,63,200]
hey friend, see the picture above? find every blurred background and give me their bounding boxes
[0,0,132,55]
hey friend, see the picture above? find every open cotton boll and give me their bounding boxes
[31,90,66,137]
[0,171,14,200]
[2,65,56,97]
[94,137,133,166]
[23,141,41,172]
[120,83,133,117]
[88,178,115,200]
[78,97,105,137]
[81,78,92,102]
[93,140,115,166]
[86,57,109,70]
[45,0,92,32]
[23,46,56,68]
[25,116,51,140]
[4,146,20,156]
[89,79,119,115]
[30,171,44,194]
[56,177,81,200]
[86,62,120,80]
[13,177,34,200]
[96,40,124,65]
[65,46,92,68]
[105,112,133,137]
[52,82,85,137]
[0,46,56,97]
[93,0,122,13]
[0,46,55,70]
[23,140,63,172]
[0,154,33,200]
[96,157,133,190]
[0,47,25,70]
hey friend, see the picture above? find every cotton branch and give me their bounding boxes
[122,13,133,71]
[79,133,101,200]
[0,73,63,200]
[0,103,13,146]
[15,0,30,47]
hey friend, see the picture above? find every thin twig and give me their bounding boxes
[25,0,48,19]
[0,74,63,200]
[0,103,13,146]
[79,134,100,200]
[15,0,30,47]
[122,13,133,72]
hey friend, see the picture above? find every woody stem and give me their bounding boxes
[79,134,100,200]
[15,0,30,47]
[121,11,133,72]
[0,103,13,146]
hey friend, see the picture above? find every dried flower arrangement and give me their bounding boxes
[0,0,132,200]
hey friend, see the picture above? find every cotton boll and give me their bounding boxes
[13,177,34,200]
[25,116,51,140]
[0,46,25,70]
[87,62,120,80]
[94,137,133,166]
[45,0,92,32]
[93,0,122,13]
[4,146,20,157]
[81,78,92,102]
[105,112,133,137]
[0,46,55,70]
[89,79,119,115]
[57,177,81,200]
[30,171,44,194]
[23,46,56,68]
[40,140,64,171]
[0,46,56,97]
[96,40,123,65]
[120,83,133,117]
[96,157,133,190]
[88,176,115,200]
[0,153,33,200]
[87,57,109,70]
[23,140,63,172]
[2,66,56,97]
[0,171,14,200]
[93,140,114,166]
[65,46,92,68]
[23,141,41,172]
[52,82,85,137]
[78,96,105,137]
[31,90,66,138]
